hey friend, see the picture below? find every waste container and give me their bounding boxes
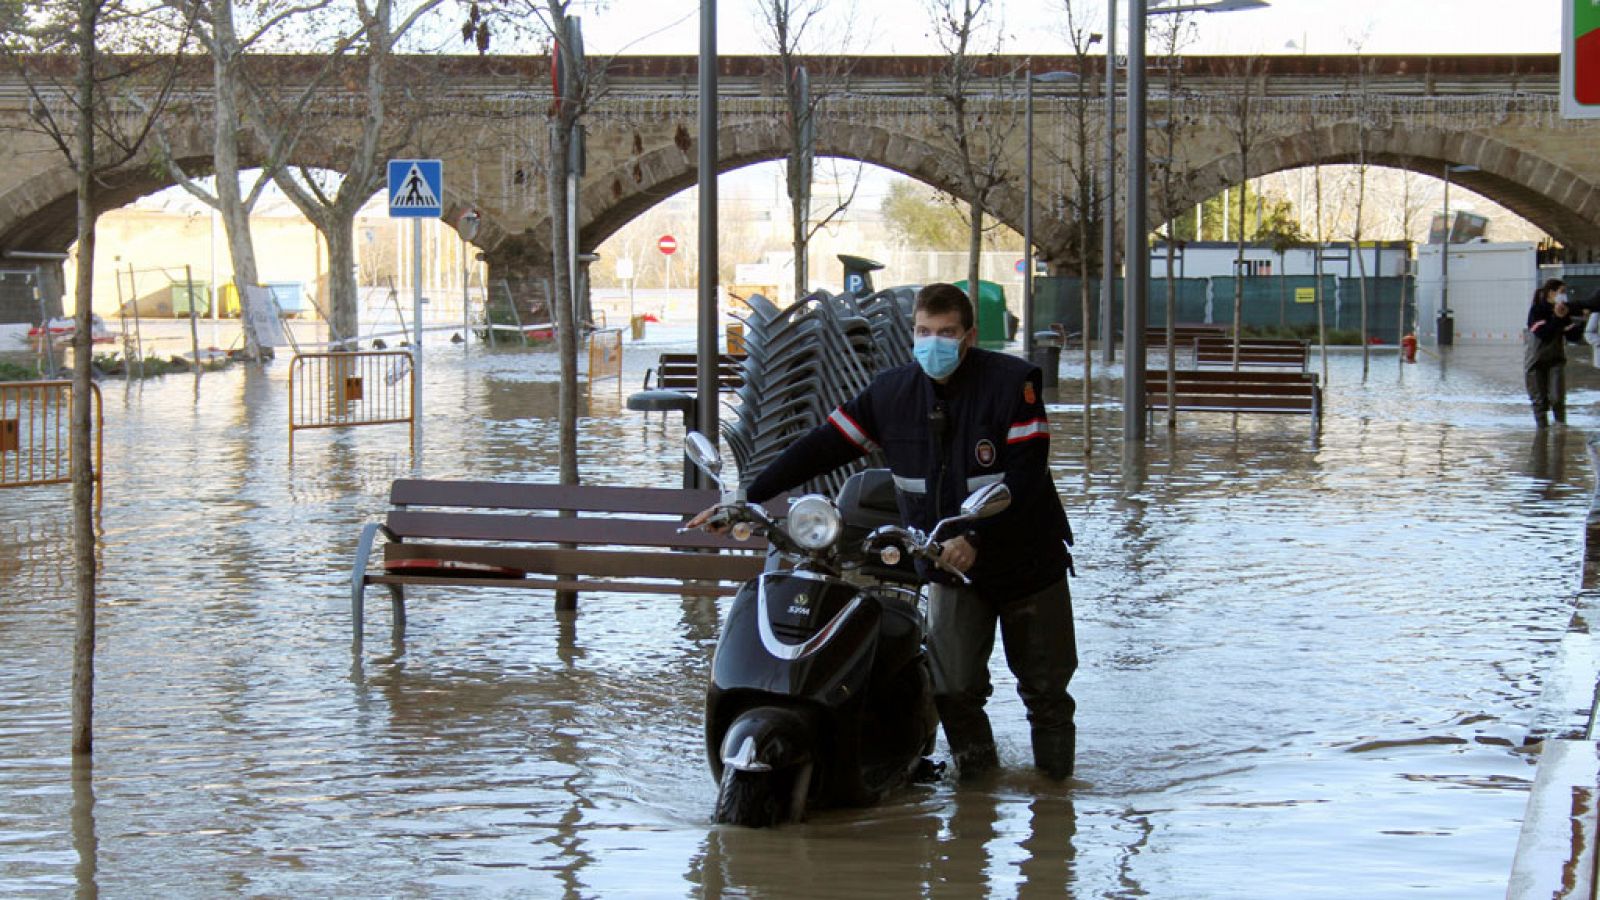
[1436,311,1454,346]
[1029,330,1061,388]
[954,279,1010,347]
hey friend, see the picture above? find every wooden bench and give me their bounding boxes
[1193,337,1309,372]
[1144,369,1322,429]
[351,479,767,646]
[1146,323,1230,344]
[644,353,746,392]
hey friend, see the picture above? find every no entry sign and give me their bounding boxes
[658,235,678,255]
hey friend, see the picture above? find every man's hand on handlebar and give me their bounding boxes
[686,505,731,534]
[938,535,977,574]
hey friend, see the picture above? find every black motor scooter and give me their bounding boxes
[682,432,1011,827]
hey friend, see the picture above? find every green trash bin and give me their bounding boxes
[954,279,1013,347]
[170,280,212,317]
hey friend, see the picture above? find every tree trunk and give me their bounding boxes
[1232,177,1246,370]
[1314,164,1328,385]
[70,0,99,758]
[548,122,578,487]
[789,157,807,301]
[1356,164,1370,379]
[211,0,263,360]
[967,195,982,332]
[1165,235,1177,429]
[324,216,359,349]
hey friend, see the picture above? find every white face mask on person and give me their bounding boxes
[914,335,963,380]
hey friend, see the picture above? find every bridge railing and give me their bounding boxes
[0,379,103,508]
[288,350,414,455]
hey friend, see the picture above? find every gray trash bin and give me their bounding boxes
[1029,330,1061,388]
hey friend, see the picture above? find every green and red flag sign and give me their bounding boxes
[1565,0,1600,118]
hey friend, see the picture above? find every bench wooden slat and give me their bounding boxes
[1149,370,1317,384]
[369,573,739,597]
[390,480,721,515]
[1150,385,1320,397]
[384,510,751,550]
[384,542,765,582]
[1148,396,1316,412]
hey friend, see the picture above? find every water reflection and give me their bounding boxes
[0,342,1587,898]
[71,757,97,900]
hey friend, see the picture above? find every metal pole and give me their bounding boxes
[1101,0,1118,365]
[461,238,469,355]
[412,219,423,453]
[1122,0,1148,445]
[1439,164,1453,345]
[1023,67,1035,358]
[696,0,719,474]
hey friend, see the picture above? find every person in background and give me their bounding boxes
[1526,278,1584,428]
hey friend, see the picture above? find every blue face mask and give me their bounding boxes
[914,335,964,380]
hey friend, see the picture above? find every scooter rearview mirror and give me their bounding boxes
[960,483,1011,520]
[684,431,723,479]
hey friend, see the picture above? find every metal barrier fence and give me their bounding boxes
[288,351,414,455]
[588,328,623,387]
[0,380,103,508]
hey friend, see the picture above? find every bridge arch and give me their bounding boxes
[572,118,1069,262]
[1181,123,1600,253]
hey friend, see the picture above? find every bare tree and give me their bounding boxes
[1148,10,1196,428]
[927,0,1018,315]
[1051,0,1103,432]
[150,0,350,360]
[3,0,194,755]
[754,0,862,301]
[1218,54,1265,369]
[269,0,448,349]
[1349,54,1377,379]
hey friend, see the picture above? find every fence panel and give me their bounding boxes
[587,328,623,387]
[288,351,414,455]
[0,379,102,506]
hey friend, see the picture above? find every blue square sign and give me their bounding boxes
[387,159,443,218]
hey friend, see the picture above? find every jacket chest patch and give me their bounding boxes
[974,439,996,467]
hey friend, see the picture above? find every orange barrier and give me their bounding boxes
[588,328,623,389]
[0,380,102,509]
[726,322,746,354]
[288,351,414,455]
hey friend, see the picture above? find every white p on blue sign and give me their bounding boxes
[387,159,442,218]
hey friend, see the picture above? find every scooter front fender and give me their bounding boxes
[718,706,814,776]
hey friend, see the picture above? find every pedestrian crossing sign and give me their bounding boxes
[387,159,443,217]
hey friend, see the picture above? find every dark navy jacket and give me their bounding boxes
[747,347,1072,601]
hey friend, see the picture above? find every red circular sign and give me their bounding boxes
[658,235,678,255]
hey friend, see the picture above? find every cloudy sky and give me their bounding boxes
[573,0,1562,57]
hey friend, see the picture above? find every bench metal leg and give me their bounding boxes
[388,585,406,641]
[351,522,387,649]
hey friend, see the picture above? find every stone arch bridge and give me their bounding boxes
[0,53,1588,315]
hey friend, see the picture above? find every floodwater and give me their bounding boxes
[0,330,1594,898]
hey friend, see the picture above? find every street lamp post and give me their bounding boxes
[1024,69,1077,361]
[1101,0,1118,366]
[1439,162,1479,347]
[1122,0,1269,446]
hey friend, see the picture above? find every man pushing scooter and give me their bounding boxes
[690,283,1078,782]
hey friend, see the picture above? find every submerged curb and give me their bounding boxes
[1507,437,1600,899]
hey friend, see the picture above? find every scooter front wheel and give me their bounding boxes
[713,764,809,828]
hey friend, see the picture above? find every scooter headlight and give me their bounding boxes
[786,495,843,551]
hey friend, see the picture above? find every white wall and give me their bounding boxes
[1414,242,1538,344]
[1148,242,1410,279]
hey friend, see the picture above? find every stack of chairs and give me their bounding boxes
[725,289,914,497]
